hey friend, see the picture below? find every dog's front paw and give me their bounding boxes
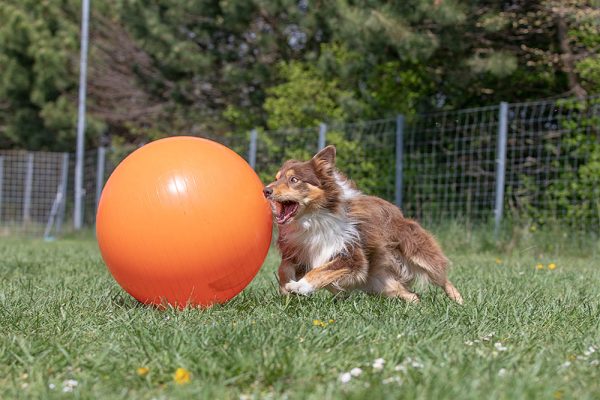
[285,279,315,295]
[279,285,290,296]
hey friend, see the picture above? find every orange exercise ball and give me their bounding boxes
[96,136,272,308]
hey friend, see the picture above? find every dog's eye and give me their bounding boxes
[290,176,299,184]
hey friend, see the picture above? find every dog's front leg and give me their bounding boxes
[285,249,368,296]
[278,260,297,295]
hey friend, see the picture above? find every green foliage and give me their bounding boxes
[547,107,600,227]
[576,55,600,91]
[259,44,404,198]
[328,128,395,199]
[515,98,600,230]
[0,0,105,150]
[365,61,430,117]
[253,126,318,184]
[115,0,334,138]
[263,61,352,130]
[0,0,598,235]
[466,51,518,78]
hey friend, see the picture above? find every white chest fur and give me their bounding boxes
[280,211,360,268]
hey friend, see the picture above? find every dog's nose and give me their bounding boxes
[263,187,273,198]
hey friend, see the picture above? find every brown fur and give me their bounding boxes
[264,146,463,304]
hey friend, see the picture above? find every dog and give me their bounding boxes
[262,145,463,304]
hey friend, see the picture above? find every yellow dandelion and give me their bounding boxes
[173,368,191,384]
[548,263,557,270]
[329,319,335,324]
[313,319,322,326]
[554,390,564,400]
[495,258,502,265]
[535,263,544,270]
[136,367,149,377]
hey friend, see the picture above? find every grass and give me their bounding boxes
[1,224,599,399]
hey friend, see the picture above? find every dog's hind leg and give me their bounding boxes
[406,253,463,304]
[361,260,420,303]
[395,220,464,304]
[441,280,463,304]
[366,274,420,303]
[284,249,368,296]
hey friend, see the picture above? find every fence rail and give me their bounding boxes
[1,95,598,238]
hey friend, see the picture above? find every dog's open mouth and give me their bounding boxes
[274,201,299,224]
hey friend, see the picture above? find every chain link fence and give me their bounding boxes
[1,95,598,238]
[504,97,600,230]
[402,105,501,223]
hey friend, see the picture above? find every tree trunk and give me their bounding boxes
[555,8,587,99]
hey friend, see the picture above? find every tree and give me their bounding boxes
[0,0,82,150]
[1,0,598,151]
[0,0,161,150]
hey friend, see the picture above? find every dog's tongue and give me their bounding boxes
[276,201,298,224]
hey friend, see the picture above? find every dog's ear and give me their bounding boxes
[312,145,336,169]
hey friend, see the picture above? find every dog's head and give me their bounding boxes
[263,145,342,225]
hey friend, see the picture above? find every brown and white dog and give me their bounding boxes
[263,145,463,304]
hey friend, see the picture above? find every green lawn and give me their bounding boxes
[1,226,599,399]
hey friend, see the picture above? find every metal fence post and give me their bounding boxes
[494,102,509,237]
[395,114,405,208]
[95,146,106,214]
[74,0,90,230]
[248,129,258,170]
[23,153,34,224]
[56,153,70,234]
[0,156,4,223]
[318,123,327,150]
[43,153,70,240]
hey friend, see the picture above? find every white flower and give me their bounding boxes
[394,364,407,373]
[382,376,402,385]
[48,383,56,390]
[411,360,424,369]
[464,340,474,346]
[584,346,597,356]
[481,332,495,341]
[350,368,363,377]
[339,372,352,383]
[590,360,599,366]
[560,361,571,369]
[372,358,385,370]
[494,342,508,352]
[498,368,507,377]
[62,379,78,393]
